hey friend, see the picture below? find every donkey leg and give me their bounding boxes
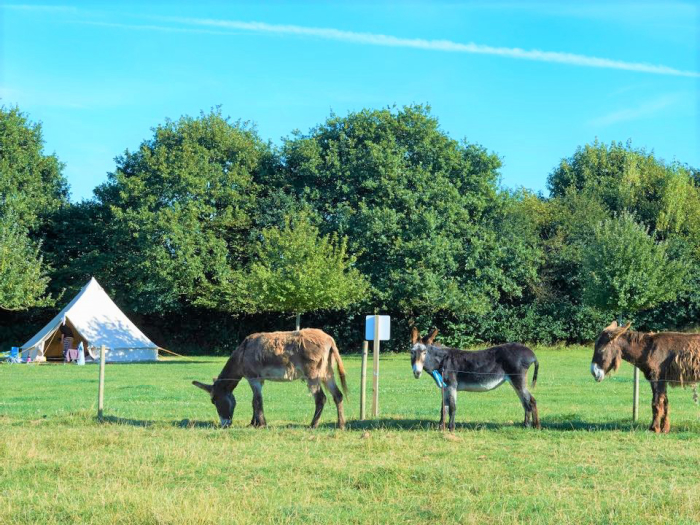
[447,385,458,432]
[660,385,670,434]
[248,379,266,428]
[649,382,663,433]
[510,374,538,429]
[661,393,670,433]
[307,379,327,429]
[322,377,345,430]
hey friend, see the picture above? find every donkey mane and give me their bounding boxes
[628,331,647,345]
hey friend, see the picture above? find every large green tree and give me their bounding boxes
[94,109,275,314]
[548,139,699,238]
[279,105,506,327]
[0,106,68,230]
[0,106,66,310]
[539,140,700,335]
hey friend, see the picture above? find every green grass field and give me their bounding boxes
[2,346,700,524]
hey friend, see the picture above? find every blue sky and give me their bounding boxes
[1,1,697,201]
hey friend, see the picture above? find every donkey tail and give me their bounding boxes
[531,358,539,390]
[330,338,349,397]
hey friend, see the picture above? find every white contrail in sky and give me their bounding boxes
[163,16,699,78]
[4,5,698,78]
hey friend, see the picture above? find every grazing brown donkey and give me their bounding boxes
[591,320,700,433]
[193,329,348,429]
[410,328,540,431]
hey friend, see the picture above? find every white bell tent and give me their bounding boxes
[21,277,159,362]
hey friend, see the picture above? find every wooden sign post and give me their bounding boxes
[97,344,106,422]
[372,315,380,417]
[360,341,368,420]
[365,315,390,418]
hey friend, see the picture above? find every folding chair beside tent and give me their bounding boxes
[21,278,160,363]
[1,347,20,363]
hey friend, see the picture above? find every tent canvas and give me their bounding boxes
[21,277,159,362]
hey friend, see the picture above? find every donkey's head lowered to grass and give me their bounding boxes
[193,378,236,428]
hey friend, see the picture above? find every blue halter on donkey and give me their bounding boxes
[431,369,447,388]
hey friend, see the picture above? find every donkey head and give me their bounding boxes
[410,326,438,378]
[591,320,631,382]
[192,378,236,428]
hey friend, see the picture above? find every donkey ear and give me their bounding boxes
[605,320,618,331]
[424,328,438,345]
[410,326,420,344]
[611,322,632,340]
[192,380,213,394]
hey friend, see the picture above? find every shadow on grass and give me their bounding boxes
[318,418,511,432]
[329,417,650,432]
[99,415,217,429]
[100,415,154,427]
[541,418,647,432]
[97,414,653,433]
[174,419,218,429]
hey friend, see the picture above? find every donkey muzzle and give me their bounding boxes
[590,362,605,382]
[412,364,422,379]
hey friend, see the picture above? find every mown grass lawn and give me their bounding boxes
[2,346,700,524]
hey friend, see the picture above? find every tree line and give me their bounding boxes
[1,104,697,353]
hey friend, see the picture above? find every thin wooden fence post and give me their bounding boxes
[98,344,106,421]
[360,341,368,420]
[633,366,639,422]
[372,314,380,417]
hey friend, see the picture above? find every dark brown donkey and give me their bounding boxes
[591,320,700,433]
[410,328,540,431]
[193,329,348,429]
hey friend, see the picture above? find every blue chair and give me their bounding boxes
[8,347,20,364]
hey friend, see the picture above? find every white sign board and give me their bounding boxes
[365,315,391,341]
